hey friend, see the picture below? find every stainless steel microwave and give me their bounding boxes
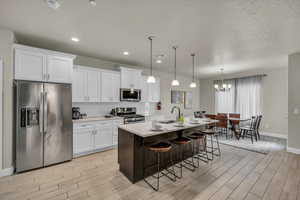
[120,88,141,102]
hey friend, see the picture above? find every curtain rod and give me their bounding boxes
[214,74,267,82]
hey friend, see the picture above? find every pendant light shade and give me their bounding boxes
[147,76,156,83]
[147,36,156,84]
[190,53,197,88]
[190,82,197,88]
[172,79,180,86]
[171,46,180,86]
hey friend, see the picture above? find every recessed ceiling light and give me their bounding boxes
[89,0,96,6]
[45,0,60,10]
[123,51,129,55]
[71,37,80,42]
[156,60,162,64]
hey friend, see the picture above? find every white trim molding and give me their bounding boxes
[260,132,288,139]
[287,147,300,155]
[0,167,14,177]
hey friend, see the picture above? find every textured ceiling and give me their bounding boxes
[0,0,299,77]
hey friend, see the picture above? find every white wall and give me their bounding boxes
[199,68,288,137]
[0,59,3,170]
[288,53,300,151]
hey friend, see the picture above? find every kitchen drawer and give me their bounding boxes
[74,122,97,129]
[113,119,124,125]
[95,121,113,127]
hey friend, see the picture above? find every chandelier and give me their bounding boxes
[214,68,232,91]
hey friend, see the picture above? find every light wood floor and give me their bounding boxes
[0,145,299,200]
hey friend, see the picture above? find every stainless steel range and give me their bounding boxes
[111,107,145,124]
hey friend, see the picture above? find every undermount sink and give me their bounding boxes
[158,120,176,124]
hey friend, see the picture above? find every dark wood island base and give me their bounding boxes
[118,127,206,183]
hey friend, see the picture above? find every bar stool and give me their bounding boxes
[143,141,176,191]
[171,137,195,179]
[187,132,209,167]
[201,129,221,160]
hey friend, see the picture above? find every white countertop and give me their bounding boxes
[118,119,218,137]
[73,116,123,123]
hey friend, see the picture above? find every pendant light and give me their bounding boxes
[147,36,156,83]
[190,53,197,88]
[171,46,180,86]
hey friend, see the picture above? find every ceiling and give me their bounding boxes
[0,0,299,78]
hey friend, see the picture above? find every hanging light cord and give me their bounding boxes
[191,53,195,82]
[173,46,177,80]
[149,37,153,76]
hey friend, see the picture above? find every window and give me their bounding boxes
[215,80,235,114]
[215,76,262,119]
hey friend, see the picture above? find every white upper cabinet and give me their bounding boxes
[87,69,100,102]
[120,67,142,89]
[140,76,149,102]
[47,55,73,83]
[149,78,160,102]
[72,67,87,102]
[140,76,160,102]
[15,49,46,81]
[101,71,120,102]
[14,44,75,83]
[72,66,100,102]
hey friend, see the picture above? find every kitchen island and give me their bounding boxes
[117,119,217,183]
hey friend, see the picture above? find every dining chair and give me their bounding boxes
[204,114,217,129]
[216,114,229,138]
[241,116,259,143]
[229,113,240,128]
[218,113,228,118]
[255,115,262,140]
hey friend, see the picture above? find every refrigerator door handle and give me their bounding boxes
[39,92,43,133]
[44,91,48,133]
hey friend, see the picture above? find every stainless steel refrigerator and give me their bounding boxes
[14,80,72,173]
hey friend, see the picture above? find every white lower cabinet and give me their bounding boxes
[73,124,94,155]
[94,122,113,149]
[73,119,123,157]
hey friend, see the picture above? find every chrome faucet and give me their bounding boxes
[171,106,181,121]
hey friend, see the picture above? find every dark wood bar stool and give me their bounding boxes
[143,141,176,191]
[201,129,221,160]
[187,132,209,166]
[171,137,195,179]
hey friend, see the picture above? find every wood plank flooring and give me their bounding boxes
[0,145,299,200]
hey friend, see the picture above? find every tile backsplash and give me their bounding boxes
[72,102,157,117]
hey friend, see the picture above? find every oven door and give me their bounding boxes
[120,89,141,102]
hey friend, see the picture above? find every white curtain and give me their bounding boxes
[215,80,235,114]
[236,76,262,119]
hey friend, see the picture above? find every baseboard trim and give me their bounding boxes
[287,147,300,154]
[260,132,288,139]
[0,167,14,177]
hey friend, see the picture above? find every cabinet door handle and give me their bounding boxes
[47,74,50,80]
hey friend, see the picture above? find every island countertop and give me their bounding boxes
[118,119,218,137]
